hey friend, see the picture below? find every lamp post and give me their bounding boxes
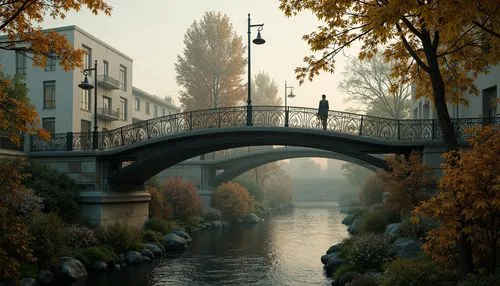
[247,13,265,126]
[284,81,296,127]
[78,60,98,150]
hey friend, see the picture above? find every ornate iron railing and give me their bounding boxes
[30,105,500,152]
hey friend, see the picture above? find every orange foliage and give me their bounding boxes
[414,127,500,273]
[377,152,435,215]
[147,185,169,220]
[0,158,36,280]
[163,177,202,220]
[0,0,111,142]
[214,182,255,219]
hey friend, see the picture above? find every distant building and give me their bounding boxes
[411,65,499,119]
[132,87,180,123]
[0,25,179,134]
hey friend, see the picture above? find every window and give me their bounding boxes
[154,105,158,117]
[483,85,497,117]
[16,51,26,74]
[135,98,140,111]
[80,89,90,111]
[119,65,127,91]
[42,117,55,135]
[103,60,109,76]
[43,81,56,109]
[81,119,91,133]
[45,52,56,72]
[119,97,127,120]
[103,96,112,113]
[82,45,92,69]
[162,108,166,116]
[146,102,150,115]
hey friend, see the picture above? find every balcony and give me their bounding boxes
[97,107,120,121]
[97,75,120,90]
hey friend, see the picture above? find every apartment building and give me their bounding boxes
[132,87,180,123]
[0,25,180,135]
[412,65,499,119]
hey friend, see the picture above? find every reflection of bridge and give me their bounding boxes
[25,105,498,226]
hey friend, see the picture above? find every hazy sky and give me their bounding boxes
[43,0,360,111]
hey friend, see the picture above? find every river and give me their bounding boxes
[77,202,348,286]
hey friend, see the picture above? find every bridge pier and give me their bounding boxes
[422,145,447,176]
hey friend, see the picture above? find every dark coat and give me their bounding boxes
[318,99,329,118]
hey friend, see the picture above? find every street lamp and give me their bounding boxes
[247,13,265,126]
[78,60,98,150]
[284,81,296,127]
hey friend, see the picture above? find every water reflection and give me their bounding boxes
[79,203,347,286]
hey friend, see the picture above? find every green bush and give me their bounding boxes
[399,216,437,240]
[457,275,500,286]
[348,273,379,286]
[339,271,362,286]
[19,264,37,279]
[28,213,68,267]
[359,208,400,235]
[143,230,163,243]
[333,264,358,281]
[381,256,454,286]
[144,218,178,234]
[71,246,116,268]
[343,234,394,272]
[22,161,80,222]
[96,223,142,253]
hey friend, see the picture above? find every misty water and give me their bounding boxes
[77,202,348,286]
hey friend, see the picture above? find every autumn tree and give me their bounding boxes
[279,0,499,274]
[377,152,435,215]
[414,127,500,274]
[176,11,246,111]
[0,0,112,142]
[214,182,255,219]
[340,54,411,119]
[163,177,203,221]
[251,71,281,106]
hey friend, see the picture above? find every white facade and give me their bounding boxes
[132,87,180,123]
[0,25,179,134]
[412,65,499,119]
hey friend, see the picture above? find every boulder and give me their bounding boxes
[143,256,152,263]
[347,219,360,235]
[384,223,401,238]
[172,230,192,243]
[20,278,36,286]
[163,233,188,251]
[53,256,87,282]
[341,214,357,225]
[141,249,155,260]
[393,238,422,258]
[155,242,166,253]
[37,270,54,285]
[321,252,338,265]
[326,243,342,254]
[125,251,143,264]
[91,261,108,272]
[211,220,223,229]
[338,271,361,286]
[144,243,163,257]
[324,253,345,276]
[241,213,260,224]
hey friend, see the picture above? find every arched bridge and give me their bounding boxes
[29,105,497,187]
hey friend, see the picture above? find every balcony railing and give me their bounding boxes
[0,131,23,151]
[97,75,120,90]
[97,107,120,121]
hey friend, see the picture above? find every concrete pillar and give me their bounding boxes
[421,145,447,177]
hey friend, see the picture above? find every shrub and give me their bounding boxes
[214,182,255,219]
[339,271,361,286]
[333,264,358,281]
[147,184,168,219]
[398,216,437,240]
[66,224,98,249]
[348,273,379,286]
[144,218,178,235]
[28,213,68,267]
[22,161,81,222]
[457,275,500,286]
[343,234,394,272]
[96,223,143,253]
[234,177,263,202]
[143,230,163,243]
[359,208,400,235]
[18,264,37,279]
[71,246,116,268]
[163,177,203,220]
[202,208,222,221]
[381,256,454,286]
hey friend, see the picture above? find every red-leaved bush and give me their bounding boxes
[163,177,202,220]
[214,182,255,219]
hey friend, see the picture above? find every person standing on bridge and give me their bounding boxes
[318,94,329,130]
